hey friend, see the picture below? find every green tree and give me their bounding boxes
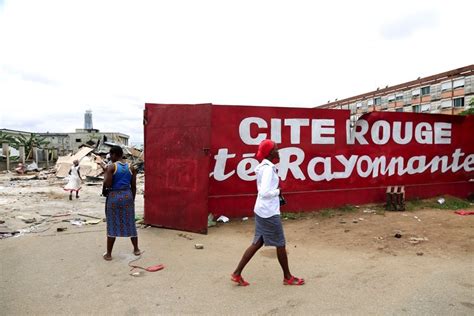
[15,133,50,157]
[0,131,18,145]
[459,98,474,115]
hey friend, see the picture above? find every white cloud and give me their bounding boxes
[0,0,473,144]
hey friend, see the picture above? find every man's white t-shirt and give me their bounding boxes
[253,159,280,218]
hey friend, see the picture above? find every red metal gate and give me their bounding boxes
[144,104,211,233]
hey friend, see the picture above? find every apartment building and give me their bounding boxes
[318,65,474,125]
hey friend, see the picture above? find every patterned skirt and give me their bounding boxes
[105,189,137,237]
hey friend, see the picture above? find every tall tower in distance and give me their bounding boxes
[84,110,93,130]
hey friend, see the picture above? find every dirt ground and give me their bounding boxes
[1,172,474,315]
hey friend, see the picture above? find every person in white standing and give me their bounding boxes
[64,159,82,200]
[231,139,305,286]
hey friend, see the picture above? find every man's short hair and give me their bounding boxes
[110,146,123,157]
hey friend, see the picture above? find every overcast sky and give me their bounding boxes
[0,0,472,144]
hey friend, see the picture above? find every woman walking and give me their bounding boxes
[102,146,140,261]
[231,139,304,286]
[64,160,82,200]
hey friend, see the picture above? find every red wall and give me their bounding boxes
[207,105,474,217]
[144,103,474,223]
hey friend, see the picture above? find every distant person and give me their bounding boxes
[64,160,82,200]
[96,153,111,172]
[102,146,140,261]
[231,139,304,286]
[15,163,26,174]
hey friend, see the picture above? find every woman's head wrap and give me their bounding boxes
[256,139,275,161]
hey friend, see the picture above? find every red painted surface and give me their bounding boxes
[145,103,474,232]
[144,104,211,233]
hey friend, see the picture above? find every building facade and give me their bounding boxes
[318,65,474,126]
[39,129,129,153]
[1,110,129,155]
[1,128,129,155]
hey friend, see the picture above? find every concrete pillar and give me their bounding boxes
[45,149,49,168]
[52,149,58,161]
[19,146,25,164]
[32,146,38,164]
[2,143,9,171]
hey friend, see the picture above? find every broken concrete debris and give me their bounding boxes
[54,143,144,179]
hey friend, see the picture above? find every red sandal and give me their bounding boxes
[231,274,250,286]
[283,276,305,286]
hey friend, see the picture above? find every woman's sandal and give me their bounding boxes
[103,253,112,261]
[231,274,250,286]
[283,276,305,286]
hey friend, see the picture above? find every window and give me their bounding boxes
[395,108,404,112]
[440,100,452,109]
[412,88,420,98]
[75,138,82,143]
[421,86,430,96]
[388,95,395,103]
[356,101,362,109]
[453,97,465,107]
[441,81,452,91]
[412,105,421,113]
[453,79,465,89]
[395,92,404,101]
[374,97,381,105]
[367,99,374,106]
[421,104,431,112]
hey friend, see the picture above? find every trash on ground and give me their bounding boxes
[77,213,101,219]
[416,252,424,256]
[409,237,428,244]
[217,215,229,223]
[363,209,376,213]
[130,272,143,277]
[178,233,193,240]
[207,213,216,227]
[394,233,402,238]
[128,255,165,273]
[194,243,204,249]
[242,217,248,221]
[51,212,72,217]
[85,219,101,225]
[454,210,474,216]
[10,175,38,181]
[70,219,84,226]
[17,216,37,224]
[56,227,67,232]
[437,198,445,205]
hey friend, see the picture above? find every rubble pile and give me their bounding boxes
[55,142,144,180]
